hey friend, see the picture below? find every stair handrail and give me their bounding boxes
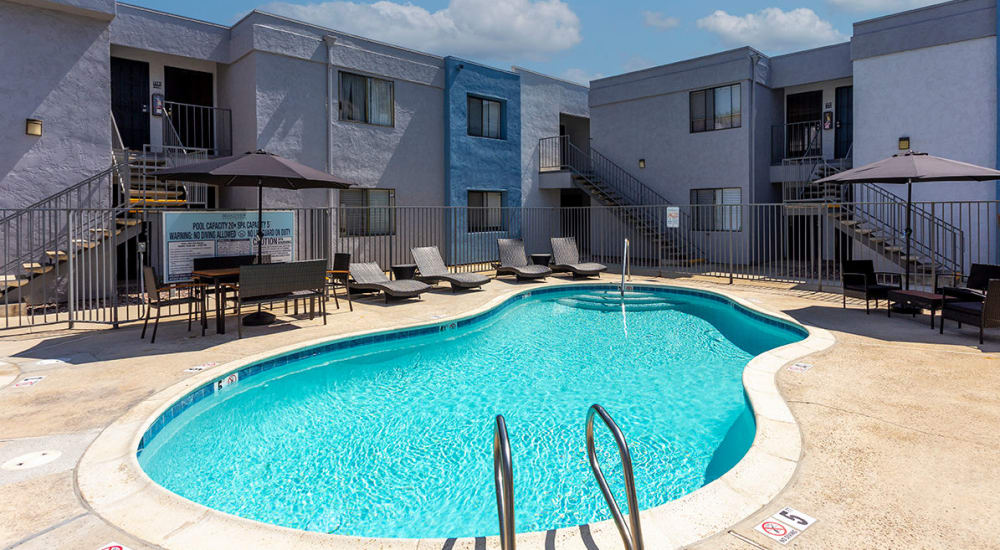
[586,404,643,550]
[493,415,515,550]
[0,162,125,224]
[540,136,703,257]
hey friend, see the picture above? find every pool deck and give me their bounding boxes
[1,273,998,549]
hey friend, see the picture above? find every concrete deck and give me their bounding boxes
[1,274,998,549]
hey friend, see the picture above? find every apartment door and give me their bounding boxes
[835,86,853,159]
[786,91,822,158]
[164,66,214,150]
[110,57,150,150]
[560,189,591,253]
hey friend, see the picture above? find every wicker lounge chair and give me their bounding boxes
[349,262,430,302]
[496,239,552,281]
[550,237,606,278]
[940,279,1000,344]
[841,259,901,313]
[411,246,489,291]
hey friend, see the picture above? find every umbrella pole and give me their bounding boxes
[244,177,276,326]
[905,178,912,290]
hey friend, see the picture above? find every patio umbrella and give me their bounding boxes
[153,150,351,324]
[815,151,1000,289]
[153,150,350,264]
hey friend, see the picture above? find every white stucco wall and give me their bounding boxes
[0,0,112,210]
[854,36,997,203]
[516,67,589,209]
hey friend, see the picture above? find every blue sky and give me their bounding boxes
[127,0,941,83]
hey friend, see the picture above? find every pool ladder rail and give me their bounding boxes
[491,405,644,550]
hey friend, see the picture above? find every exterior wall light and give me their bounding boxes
[898,136,910,150]
[638,158,646,169]
[25,118,42,136]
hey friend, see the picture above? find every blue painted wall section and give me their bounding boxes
[444,56,522,264]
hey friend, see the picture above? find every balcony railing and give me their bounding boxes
[163,101,232,157]
[771,120,823,164]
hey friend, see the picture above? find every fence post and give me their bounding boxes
[929,202,936,282]
[728,208,734,284]
[67,210,74,329]
[816,203,823,292]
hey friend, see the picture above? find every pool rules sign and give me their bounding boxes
[161,211,295,282]
[754,507,817,544]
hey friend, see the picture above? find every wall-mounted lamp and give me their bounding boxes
[638,158,646,169]
[898,136,910,150]
[25,118,42,137]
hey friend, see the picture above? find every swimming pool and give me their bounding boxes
[137,284,805,539]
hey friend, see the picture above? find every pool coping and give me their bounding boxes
[76,280,835,549]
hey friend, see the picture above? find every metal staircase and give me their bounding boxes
[539,136,703,265]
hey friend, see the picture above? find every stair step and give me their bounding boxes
[45,250,68,261]
[129,188,184,199]
[72,239,98,249]
[22,263,52,275]
[116,218,141,227]
[840,219,859,227]
[129,197,187,206]
[884,246,903,253]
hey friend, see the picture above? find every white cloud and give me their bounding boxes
[259,0,581,61]
[696,7,848,53]
[827,0,940,12]
[642,11,679,31]
[560,67,603,85]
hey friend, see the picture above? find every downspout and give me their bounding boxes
[324,35,336,205]
[749,52,760,205]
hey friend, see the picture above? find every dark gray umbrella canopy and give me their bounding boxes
[814,151,1000,289]
[152,150,351,189]
[815,151,1000,184]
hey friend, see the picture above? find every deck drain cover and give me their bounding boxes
[2,450,62,470]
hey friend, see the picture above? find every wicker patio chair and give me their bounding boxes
[141,266,207,344]
[411,246,489,291]
[550,237,606,278]
[326,252,352,311]
[936,263,1000,303]
[940,279,1000,344]
[841,259,901,313]
[349,262,430,303]
[229,259,327,338]
[496,239,551,281]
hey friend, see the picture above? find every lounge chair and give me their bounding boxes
[411,246,489,291]
[349,262,430,303]
[940,279,1000,344]
[496,239,552,281]
[550,237,606,278]
[841,259,901,313]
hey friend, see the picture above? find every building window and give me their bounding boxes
[690,83,741,133]
[468,191,504,232]
[339,72,394,127]
[339,188,395,236]
[690,187,742,231]
[468,96,503,139]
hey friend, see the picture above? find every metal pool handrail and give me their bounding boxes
[493,415,516,550]
[586,404,644,550]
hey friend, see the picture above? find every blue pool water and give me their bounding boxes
[138,286,803,538]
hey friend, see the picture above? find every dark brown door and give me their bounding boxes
[110,57,150,150]
[164,66,215,151]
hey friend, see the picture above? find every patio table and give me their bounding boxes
[887,289,945,328]
[192,267,240,334]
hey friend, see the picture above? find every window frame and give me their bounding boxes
[467,190,506,232]
[338,71,395,128]
[689,187,742,232]
[467,95,504,140]
[338,188,397,237]
[689,83,741,133]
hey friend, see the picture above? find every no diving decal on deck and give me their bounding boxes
[214,372,238,392]
[14,376,44,388]
[99,544,133,550]
[754,507,816,545]
[787,362,813,373]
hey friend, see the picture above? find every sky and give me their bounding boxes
[127,0,944,84]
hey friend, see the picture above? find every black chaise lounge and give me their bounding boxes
[349,262,430,303]
[940,279,1000,344]
[496,239,552,281]
[411,246,489,291]
[841,259,901,313]
[550,237,606,278]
